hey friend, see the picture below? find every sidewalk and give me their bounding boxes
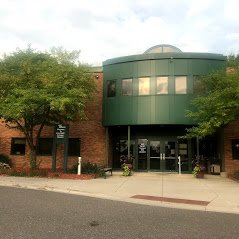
[0,172,239,214]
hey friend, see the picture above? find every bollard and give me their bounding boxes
[78,157,82,175]
[178,156,181,175]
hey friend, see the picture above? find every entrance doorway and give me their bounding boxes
[137,139,177,171]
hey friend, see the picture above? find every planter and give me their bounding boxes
[196,171,204,178]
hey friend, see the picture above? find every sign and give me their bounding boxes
[138,143,146,154]
[52,124,69,173]
[55,124,68,143]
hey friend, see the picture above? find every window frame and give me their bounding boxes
[107,80,116,97]
[68,138,81,156]
[121,78,133,96]
[231,139,239,160]
[11,138,26,155]
[175,76,187,94]
[138,77,150,96]
[37,138,53,156]
[156,76,169,94]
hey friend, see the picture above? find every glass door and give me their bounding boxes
[150,141,161,170]
[164,141,177,171]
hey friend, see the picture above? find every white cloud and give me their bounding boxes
[0,0,239,65]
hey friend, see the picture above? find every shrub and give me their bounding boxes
[81,162,99,174]
[234,171,239,180]
[0,154,12,167]
[2,169,48,177]
[68,162,99,174]
[68,163,78,174]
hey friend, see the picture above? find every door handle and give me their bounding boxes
[163,153,165,160]
[160,153,162,160]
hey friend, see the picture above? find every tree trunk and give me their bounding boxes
[30,148,37,170]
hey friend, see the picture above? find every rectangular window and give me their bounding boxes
[11,138,26,155]
[193,76,205,95]
[37,138,53,155]
[138,77,150,95]
[232,139,239,160]
[68,138,80,156]
[156,76,168,94]
[107,80,116,97]
[175,76,187,94]
[122,79,132,96]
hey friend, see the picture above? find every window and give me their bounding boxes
[68,138,80,156]
[193,76,205,95]
[138,77,150,95]
[122,79,132,96]
[107,80,116,97]
[175,76,187,94]
[37,138,53,155]
[232,139,239,160]
[11,138,26,155]
[156,77,168,94]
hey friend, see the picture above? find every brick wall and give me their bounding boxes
[224,120,239,176]
[0,73,106,170]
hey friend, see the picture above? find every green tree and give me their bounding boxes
[0,47,96,169]
[185,67,239,138]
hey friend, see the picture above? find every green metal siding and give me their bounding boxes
[103,53,226,126]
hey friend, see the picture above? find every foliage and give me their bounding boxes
[0,169,48,177]
[0,154,12,166]
[185,68,239,138]
[227,53,239,68]
[192,163,206,177]
[0,46,96,169]
[122,164,132,176]
[81,162,99,174]
[234,171,239,180]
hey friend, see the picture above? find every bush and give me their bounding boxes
[0,154,12,167]
[234,171,239,180]
[81,162,99,174]
[68,162,99,174]
[1,169,48,177]
[68,164,78,174]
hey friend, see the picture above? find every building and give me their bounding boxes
[103,44,225,173]
[1,44,239,177]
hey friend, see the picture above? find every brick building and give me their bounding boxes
[1,45,239,177]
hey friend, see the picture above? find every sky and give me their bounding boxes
[0,0,239,66]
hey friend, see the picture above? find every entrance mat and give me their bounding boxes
[131,195,210,206]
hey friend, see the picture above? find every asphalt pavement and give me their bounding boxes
[0,172,239,214]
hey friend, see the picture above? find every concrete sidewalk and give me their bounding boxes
[0,172,239,214]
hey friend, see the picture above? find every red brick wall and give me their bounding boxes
[224,121,239,176]
[0,72,106,170]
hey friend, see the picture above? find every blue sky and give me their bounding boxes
[0,0,239,65]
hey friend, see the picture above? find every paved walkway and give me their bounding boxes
[0,172,239,214]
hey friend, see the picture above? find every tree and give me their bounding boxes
[185,66,239,138]
[0,47,96,169]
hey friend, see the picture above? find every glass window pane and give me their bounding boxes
[107,80,116,97]
[232,139,239,160]
[122,79,132,96]
[68,138,80,156]
[138,77,150,95]
[156,77,168,94]
[11,138,26,155]
[175,76,187,94]
[37,138,53,155]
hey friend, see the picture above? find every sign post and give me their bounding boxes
[52,124,69,173]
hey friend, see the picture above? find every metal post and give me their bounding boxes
[105,127,109,167]
[127,126,130,160]
[78,157,82,175]
[196,136,200,163]
[178,156,181,174]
